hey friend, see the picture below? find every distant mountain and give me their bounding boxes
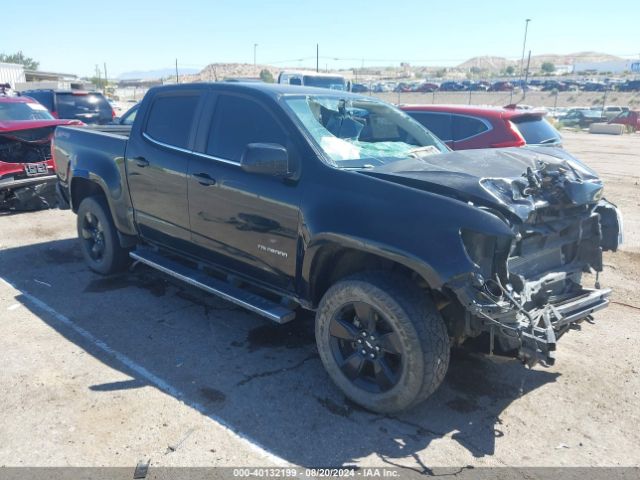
[117,67,199,80]
[457,52,625,71]
[185,63,274,82]
[457,56,513,71]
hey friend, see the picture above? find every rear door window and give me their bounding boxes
[206,94,287,162]
[23,91,53,111]
[407,112,453,142]
[511,116,561,145]
[145,93,201,149]
[452,115,489,141]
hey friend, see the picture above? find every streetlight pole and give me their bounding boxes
[254,44,258,67]
[520,19,531,80]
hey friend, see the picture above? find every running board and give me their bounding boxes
[130,248,296,324]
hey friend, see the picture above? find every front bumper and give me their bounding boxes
[518,287,611,366]
[0,174,57,192]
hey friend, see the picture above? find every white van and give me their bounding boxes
[278,71,350,91]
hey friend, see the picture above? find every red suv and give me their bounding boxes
[401,104,562,150]
[609,110,640,132]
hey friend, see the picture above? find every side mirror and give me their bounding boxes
[240,143,290,177]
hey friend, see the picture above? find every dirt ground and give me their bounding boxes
[0,131,638,470]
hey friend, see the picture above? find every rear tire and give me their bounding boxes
[315,272,450,413]
[76,195,130,275]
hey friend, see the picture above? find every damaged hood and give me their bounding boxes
[364,147,604,221]
[0,119,82,133]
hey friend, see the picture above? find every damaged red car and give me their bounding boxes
[0,91,81,210]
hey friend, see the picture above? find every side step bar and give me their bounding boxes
[130,248,296,324]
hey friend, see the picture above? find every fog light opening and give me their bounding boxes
[483,279,503,299]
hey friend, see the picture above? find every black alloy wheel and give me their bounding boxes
[80,211,106,262]
[329,301,403,393]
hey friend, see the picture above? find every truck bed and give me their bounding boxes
[53,124,131,191]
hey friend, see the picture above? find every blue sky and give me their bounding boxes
[3,0,639,77]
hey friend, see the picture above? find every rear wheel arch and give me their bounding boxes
[70,177,106,212]
[71,177,136,248]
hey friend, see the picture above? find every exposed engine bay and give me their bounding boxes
[0,127,57,210]
[366,146,623,367]
[448,154,622,366]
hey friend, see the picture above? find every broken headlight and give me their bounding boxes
[461,227,513,281]
[461,229,497,275]
[596,200,624,251]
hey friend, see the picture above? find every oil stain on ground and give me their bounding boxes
[245,317,315,352]
[200,387,226,406]
[83,273,167,296]
[315,397,353,418]
[446,396,480,413]
[44,245,84,264]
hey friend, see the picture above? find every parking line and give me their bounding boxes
[0,276,288,466]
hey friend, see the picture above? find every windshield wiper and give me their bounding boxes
[538,137,560,144]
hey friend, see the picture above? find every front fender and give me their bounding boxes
[301,232,444,297]
[298,167,515,303]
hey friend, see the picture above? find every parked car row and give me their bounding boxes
[351,77,640,94]
[352,80,515,93]
[549,105,637,129]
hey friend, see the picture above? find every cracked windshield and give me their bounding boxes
[286,96,447,168]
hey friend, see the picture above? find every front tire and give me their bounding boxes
[315,272,450,413]
[76,195,130,275]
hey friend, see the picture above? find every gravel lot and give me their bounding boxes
[0,131,638,470]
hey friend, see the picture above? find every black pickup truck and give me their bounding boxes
[53,83,622,413]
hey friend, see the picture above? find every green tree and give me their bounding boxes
[0,51,39,70]
[541,62,556,74]
[89,76,106,90]
[505,65,515,76]
[259,69,274,83]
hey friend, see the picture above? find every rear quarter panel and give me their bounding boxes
[53,126,137,235]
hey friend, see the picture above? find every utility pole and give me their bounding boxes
[519,19,531,81]
[254,43,258,67]
[103,62,108,95]
[95,64,101,90]
[316,44,319,73]
[522,50,532,100]
[175,58,179,84]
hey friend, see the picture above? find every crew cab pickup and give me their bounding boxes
[53,83,622,413]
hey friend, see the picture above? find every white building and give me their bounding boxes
[0,62,26,88]
[573,60,640,74]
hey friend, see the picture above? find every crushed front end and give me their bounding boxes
[0,127,58,210]
[448,154,623,366]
